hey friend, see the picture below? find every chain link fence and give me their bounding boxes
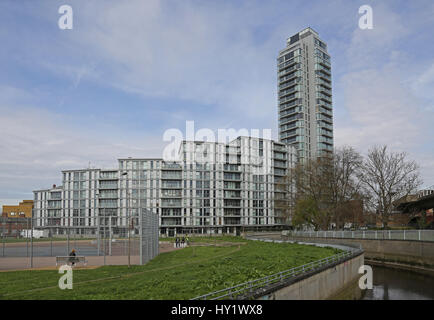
[0,210,158,267]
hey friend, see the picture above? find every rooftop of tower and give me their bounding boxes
[286,27,319,46]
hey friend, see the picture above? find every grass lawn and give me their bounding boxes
[0,237,341,300]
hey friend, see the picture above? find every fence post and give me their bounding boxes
[418,230,421,241]
[375,231,377,239]
[26,218,29,257]
[363,231,365,239]
[352,231,354,238]
[404,230,406,240]
[50,228,53,257]
[30,216,33,268]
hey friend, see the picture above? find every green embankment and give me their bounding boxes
[0,237,341,300]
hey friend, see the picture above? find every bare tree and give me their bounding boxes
[328,146,364,229]
[358,145,422,229]
[284,146,364,230]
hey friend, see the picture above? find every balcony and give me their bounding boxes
[223,174,241,181]
[315,63,331,75]
[99,172,118,180]
[319,129,333,138]
[318,136,334,144]
[318,122,333,131]
[278,63,301,77]
[273,160,287,168]
[278,56,301,70]
[316,77,332,89]
[223,164,240,172]
[279,77,301,91]
[161,173,182,180]
[319,107,333,117]
[316,85,332,96]
[317,99,332,109]
[99,192,118,199]
[279,99,301,112]
[315,57,331,68]
[316,114,333,124]
[315,70,331,81]
[161,163,182,170]
[279,85,302,99]
[279,70,302,84]
[161,182,182,189]
[316,92,332,103]
[99,183,118,189]
[279,92,301,104]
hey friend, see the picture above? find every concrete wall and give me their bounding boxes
[258,253,364,300]
[286,236,434,268]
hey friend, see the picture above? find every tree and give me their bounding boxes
[358,145,422,229]
[328,146,364,229]
[287,146,363,230]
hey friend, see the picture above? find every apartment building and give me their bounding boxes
[33,137,296,236]
[277,27,333,162]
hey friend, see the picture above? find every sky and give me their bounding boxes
[0,0,433,205]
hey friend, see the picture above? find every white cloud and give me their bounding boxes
[334,4,434,187]
[0,88,166,202]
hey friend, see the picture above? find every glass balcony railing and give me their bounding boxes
[318,99,332,108]
[279,85,302,98]
[279,92,301,104]
[316,114,333,124]
[318,121,333,131]
[279,70,302,84]
[316,93,332,103]
[279,77,301,90]
[316,85,332,96]
[316,77,332,88]
[318,136,334,144]
[315,57,331,68]
[315,70,331,80]
[278,63,301,77]
[315,63,331,74]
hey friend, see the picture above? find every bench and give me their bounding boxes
[56,256,88,267]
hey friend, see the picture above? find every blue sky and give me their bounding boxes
[0,0,434,204]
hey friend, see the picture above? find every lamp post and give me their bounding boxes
[96,193,100,256]
[121,171,130,268]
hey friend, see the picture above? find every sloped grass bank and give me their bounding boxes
[0,237,340,299]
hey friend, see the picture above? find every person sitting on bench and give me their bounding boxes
[68,249,77,266]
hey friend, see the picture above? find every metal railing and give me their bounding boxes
[290,230,434,242]
[191,239,362,300]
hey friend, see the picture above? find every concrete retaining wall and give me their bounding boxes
[258,252,364,300]
[285,236,434,268]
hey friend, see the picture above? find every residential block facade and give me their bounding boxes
[33,137,296,236]
[277,27,333,162]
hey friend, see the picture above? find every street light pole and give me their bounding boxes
[96,193,100,256]
[122,172,130,268]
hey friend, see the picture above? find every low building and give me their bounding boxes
[2,200,34,218]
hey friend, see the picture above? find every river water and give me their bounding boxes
[362,265,434,300]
